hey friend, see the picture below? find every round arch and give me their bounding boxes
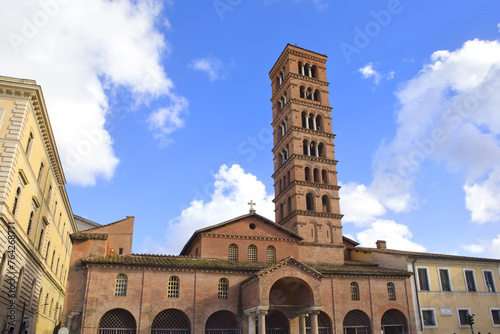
[151,308,190,334]
[343,309,370,334]
[205,310,240,334]
[306,311,332,334]
[99,308,137,334]
[265,310,289,334]
[269,277,314,312]
[381,309,407,334]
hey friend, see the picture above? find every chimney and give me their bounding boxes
[376,240,387,249]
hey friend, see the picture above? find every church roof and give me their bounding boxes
[180,212,302,255]
[80,254,411,277]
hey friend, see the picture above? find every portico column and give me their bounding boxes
[248,313,257,334]
[257,310,267,334]
[309,311,319,334]
[298,314,307,334]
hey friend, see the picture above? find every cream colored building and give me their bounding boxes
[350,242,500,334]
[0,76,76,334]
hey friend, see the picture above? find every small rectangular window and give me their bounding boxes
[439,268,451,291]
[418,268,430,291]
[483,270,496,292]
[422,309,436,327]
[491,308,500,326]
[464,270,476,292]
[458,309,470,327]
[118,248,123,255]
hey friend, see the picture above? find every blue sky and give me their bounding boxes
[2,0,500,258]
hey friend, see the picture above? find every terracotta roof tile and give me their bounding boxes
[81,254,410,277]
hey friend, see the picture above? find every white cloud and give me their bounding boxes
[370,39,500,219]
[189,56,225,81]
[356,220,426,252]
[340,182,386,226]
[141,164,275,254]
[461,243,485,254]
[489,235,500,258]
[359,63,382,84]
[0,0,187,185]
[358,63,394,84]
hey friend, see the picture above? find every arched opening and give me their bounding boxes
[321,170,328,184]
[318,143,324,158]
[306,311,332,334]
[302,111,307,128]
[311,65,317,78]
[308,114,314,129]
[381,309,407,334]
[287,171,290,186]
[287,197,292,215]
[151,309,190,334]
[99,308,137,334]
[205,310,239,334]
[343,310,370,334]
[300,86,306,99]
[310,142,317,157]
[248,245,257,262]
[265,310,289,334]
[168,276,180,298]
[322,195,330,213]
[306,88,313,100]
[350,282,359,301]
[303,140,309,155]
[314,90,320,101]
[316,115,322,131]
[387,282,396,301]
[313,168,319,183]
[306,193,314,211]
[228,244,238,262]
[298,61,303,75]
[279,203,284,221]
[13,187,21,215]
[279,179,282,193]
[305,167,311,182]
[266,246,276,263]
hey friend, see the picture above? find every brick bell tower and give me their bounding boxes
[270,44,344,263]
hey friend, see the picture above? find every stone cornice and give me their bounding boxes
[272,154,338,179]
[269,45,327,78]
[273,180,341,203]
[272,126,335,153]
[272,99,332,126]
[202,233,297,243]
[270,72,329,102]
[278,210,343,226]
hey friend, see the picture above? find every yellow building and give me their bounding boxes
[350,241,500,334]
[0,76,76,334]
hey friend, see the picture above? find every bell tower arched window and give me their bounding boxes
[322,195,330,213]
[305,167,311,182]
[306,193,314,211]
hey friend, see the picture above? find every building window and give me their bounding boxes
[464,269,476,292]
[321,195,330,213]
[457,308,471,327]
[12,187,21,215]
[387,282,396,300]
[37,162,44,183]
[27,211,34,236]
[266,246,276,263]
[38,224,45,250]
[439,268,452,291]
[115,274,127,296]
[218,278,229,299]
[43,293,49,314]
[168,276,179,298]
[16,267,24,298]
[417,268,430,291]
[118,248,123,255]
[490,308,500,326]
[25,132,34,156]
[306,193,314,211]
[247,245,257,262]
[350,282,359,301]
[483,270,496,292]
[422,309,437,328]
[228,244,238,261]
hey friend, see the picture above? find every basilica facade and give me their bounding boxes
[62,45,417,334]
